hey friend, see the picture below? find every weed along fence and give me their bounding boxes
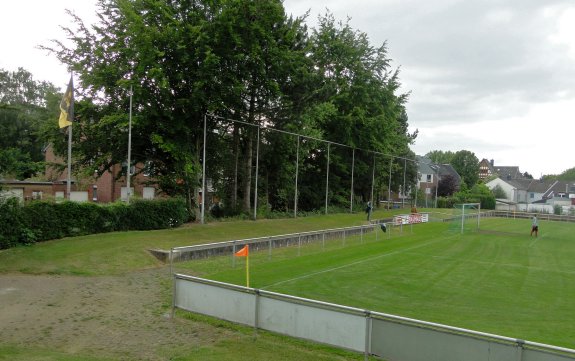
[173,274,575,361]
[164,216,429,268]
[167,224,383,267]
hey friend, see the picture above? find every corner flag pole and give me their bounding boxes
[234,244,250,287]
[246,251,250,288]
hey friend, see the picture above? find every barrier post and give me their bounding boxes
[232,241,236,268]
[268,238,272,260]
[254,289,260,337]
[364,310,372,361]
[171,274,177,319]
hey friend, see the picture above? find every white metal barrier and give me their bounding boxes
[174,274,575,361]
[169,223,381,267]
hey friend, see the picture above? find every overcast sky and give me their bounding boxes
[1,0,574,177]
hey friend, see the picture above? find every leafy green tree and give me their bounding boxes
[451,150,479,188]
[210,0,310,213]
[522,171,534,179]
[491,184,507,199]
[555,167,575,181]
[303,13,416,207]
[426,150,455,164]
[471,183,495,209]
[0,68,59,179]
[44,0,311,215]
[42,2,415,216]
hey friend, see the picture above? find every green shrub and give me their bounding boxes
[554,205,563,215]
[0,197,23,249]
[0,198,189,249]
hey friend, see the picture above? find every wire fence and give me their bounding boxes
[200,114,425,223]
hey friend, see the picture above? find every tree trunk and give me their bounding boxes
[232,124,239,210]
[242,89,257,213]
[194,135,201,220]
[242,130,253,213]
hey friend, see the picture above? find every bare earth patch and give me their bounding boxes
[0,268,228,360]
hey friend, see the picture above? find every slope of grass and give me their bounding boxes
[0,210,393,275]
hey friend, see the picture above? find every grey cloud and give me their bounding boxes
[311,0,575,125]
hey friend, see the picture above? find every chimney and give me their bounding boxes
[490,159,494,166]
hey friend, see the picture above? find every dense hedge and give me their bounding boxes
[0,198,189,249]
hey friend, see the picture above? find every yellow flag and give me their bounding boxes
[58,76,74,128]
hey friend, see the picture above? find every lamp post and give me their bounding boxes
[430,165,439,208]
[415,172,421,208]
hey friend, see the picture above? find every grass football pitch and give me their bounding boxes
[178,216,575,349]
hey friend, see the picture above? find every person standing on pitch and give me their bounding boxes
[366,201,373,221]
[530,215,539,237]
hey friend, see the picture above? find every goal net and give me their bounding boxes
[449,203,481,234]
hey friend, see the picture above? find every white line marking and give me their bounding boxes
[261,235,457,289]
[404,251,575,275]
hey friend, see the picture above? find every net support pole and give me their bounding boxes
[370,154,376,208]
[402,159,407,208]
[461,205,465,234]
[434,167,439,209]
[294,136,299,218]
[325,143,330,215]
[350,148,355,213]
[388,157,392,210]
[201,114,207,224]
[253,125,260,221]
[477,203,481,231]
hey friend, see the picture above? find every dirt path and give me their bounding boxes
[0,268,222,360]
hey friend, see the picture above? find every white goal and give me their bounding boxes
[450,203,481,234]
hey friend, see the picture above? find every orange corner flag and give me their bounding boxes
[234,245,250,287]
[235,245,249,257]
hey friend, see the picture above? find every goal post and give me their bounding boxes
[450,203,481,234]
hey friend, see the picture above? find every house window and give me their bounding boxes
[143,161,154,177]
[143,187,155,199]
[530,193,534,199]
[32,191,43,200]
[55,191,64,202]
[121,187,135,201]
[426,174,432,182]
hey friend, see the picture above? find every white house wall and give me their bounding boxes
[486,178,516,203]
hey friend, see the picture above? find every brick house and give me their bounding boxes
[44,144,158,202]
[1,145,158,203]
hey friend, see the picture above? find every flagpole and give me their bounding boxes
[59,74,74,200]
[126,85,133,204]
[66,123,72,199]
[66,74,74,200]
